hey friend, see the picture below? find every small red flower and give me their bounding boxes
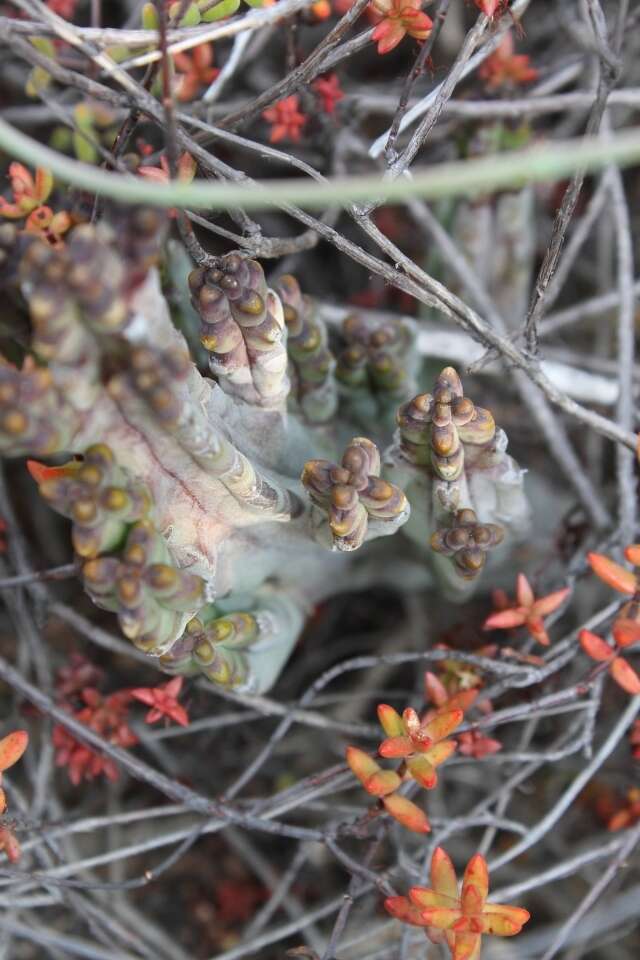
[369,0,432,55]
[52,689,137,786]
[173,44,219,102]
[262,96,307,143]
[312,73,344,115]
[55,653,103,702]
[478,31,538,89]
[579,620,640,695]
[130,676,190,727]
[483,573,570,646]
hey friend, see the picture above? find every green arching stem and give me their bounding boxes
[1,117,640,210]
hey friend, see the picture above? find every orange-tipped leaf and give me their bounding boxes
[579,629,612,662]
[587,553,636,594]
[610,657,640,694]
[377,703,405,737]
[0,730,28,772]
[382,793,430,833]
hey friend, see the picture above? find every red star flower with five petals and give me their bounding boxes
[369,0,432,55]
[482,573,570,646]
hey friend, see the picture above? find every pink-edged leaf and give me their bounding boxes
[409,887,459,909]
[532,586,570,618]
[384,895,430,926]
[382,793,430,833]
[424,671,448,708]
[0,730,28,772]
[378,735,413,758]
[377,703,404,737]
[452,932,482,960]
[422,708,463,743]
[483,609,526,631]
[445,689,479,713]
[431,846,459,900]
[365,769,402,797]
[579,630,613,662]
[610,657,640,695]
[484,902,530,928]
[407,754,437,790]
[419,906,461,929]
[452,915,484,933]
[346,746,380,786]
[422,738,457,768]
[462,854,489,903]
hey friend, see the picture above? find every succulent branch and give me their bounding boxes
[302,436,409,551]
[189,253,289,409]
[275,273,338,425]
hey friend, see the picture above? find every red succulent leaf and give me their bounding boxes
[382,792,430,832]
[612,618,640,648]
[130,676,189,727]
[579,630,612,662]
[610,657,640,695]
[624,544,640,565]
[587,552,637,594]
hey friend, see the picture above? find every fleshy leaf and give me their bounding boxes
[377,703,405,736]
[610,657,640,695]
[0,730,29,772]
[382,793,430,832]
[587,553,636,594]
[579,630,612,662]
[431,846,459,900]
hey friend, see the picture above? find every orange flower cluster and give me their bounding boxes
[346,696,467,833]
[386,847,530,959]
[0,163,71,247]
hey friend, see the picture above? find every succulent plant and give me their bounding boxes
[1,215,528,690]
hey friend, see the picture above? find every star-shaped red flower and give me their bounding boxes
[262,96,307,143]
[478,31,538,89]
[131,676,190,727]
[312,73,344,115]
[483,573,570,646]
[369,0,432,55]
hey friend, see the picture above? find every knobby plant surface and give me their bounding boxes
[0,0,639,958]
